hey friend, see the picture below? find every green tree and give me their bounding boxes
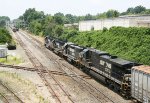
[29,20,42,35]
[96,12,107,19]
[134,5,146,14]
[84,14,95,20]
[0,16,10,27]
[54,12,64,25]
[64,14,75,24]
[106,10,119,18]
[23,8,45,23]
[0,28,12,44]
[126,7,135,14]
[54,25,63,37]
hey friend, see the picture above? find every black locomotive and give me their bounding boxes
[44,36,140,99]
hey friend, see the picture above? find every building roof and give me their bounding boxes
[79,15,150,23]
[119,14,150,18]
[137,20,150,24]
[0,45,7,48]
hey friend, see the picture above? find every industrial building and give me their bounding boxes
[79,15,150,31]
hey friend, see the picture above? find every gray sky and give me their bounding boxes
[0,0,150,20]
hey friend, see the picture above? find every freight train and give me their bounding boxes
[44,36,150,102]
[12,27,19,32]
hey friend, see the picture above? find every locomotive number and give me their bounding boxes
[100,60,112,69]
[100,60,111,73]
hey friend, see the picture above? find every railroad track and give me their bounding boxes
[15,32,74,103]
[18,31,91,79]
[0,63,91,79]
[45,49,115,103]
[0,63,37,71]
[20,31,115,103]
[0,92,9,103]
[0,80,24,103]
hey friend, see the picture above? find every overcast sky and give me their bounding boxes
[0,0,149,20]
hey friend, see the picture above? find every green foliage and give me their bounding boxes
[106,10,120,18]
[123,5,147,15]
[0,55,22,65]
[84,14,96,20]
[54,25,63,37]
[54,13,64,25]
[0,16,10,27]
[134,5,146,14]
[29,20,42,35]
[96,12,107,19]
[23,8,45,23]
[64,14,75,24]
[102,27,108,32]
[61,27,150,65]
[0,28,12,44]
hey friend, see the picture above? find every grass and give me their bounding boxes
[0,71,49,103]
[0,55,22,65]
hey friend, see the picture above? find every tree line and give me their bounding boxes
[0,16,12,44]
[0,16,10,28]
[17,5,150,37]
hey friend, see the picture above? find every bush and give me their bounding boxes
[0,28,12,44]
[63,27,150,65]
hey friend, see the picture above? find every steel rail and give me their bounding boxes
[16,32,74,103]
[0,92,9,103]
[0,80,24,103]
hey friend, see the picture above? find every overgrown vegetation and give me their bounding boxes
[0,16,10,28]
[60,27,150,65]
[0,55,22,65]
[0,28,12,44]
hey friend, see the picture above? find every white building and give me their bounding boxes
[0,45,7,58]
[64,23,78,28]
[79,15,150,31]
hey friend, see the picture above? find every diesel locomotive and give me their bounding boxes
[44,36,140,99]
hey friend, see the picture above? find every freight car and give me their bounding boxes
[44,36,143,100]
[131,65,150,103]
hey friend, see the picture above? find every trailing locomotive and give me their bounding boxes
[44,36,142,99]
